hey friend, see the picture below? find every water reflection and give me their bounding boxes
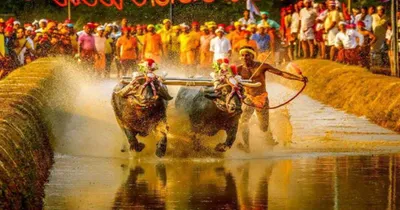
[45,154,400,209]
[110,155,400,210]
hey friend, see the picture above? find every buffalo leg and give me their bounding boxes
[123,129,145,152]
[215,123,238,152]
[155,121,168,158]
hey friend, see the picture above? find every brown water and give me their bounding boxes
[44,154,400,210]
[44,68,400,209]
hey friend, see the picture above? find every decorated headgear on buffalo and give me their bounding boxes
[139,59,158,71]
[213,58,237,75]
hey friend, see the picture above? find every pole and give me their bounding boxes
[169,0,174,23]
[347,0,351,14]
[391,0,399,77]
[68,0,71,20]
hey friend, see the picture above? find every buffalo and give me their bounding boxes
[175,82,243,152]
[112,76,173,157]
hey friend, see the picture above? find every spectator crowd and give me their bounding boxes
[0,0,399,79]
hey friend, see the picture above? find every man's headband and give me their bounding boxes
[239,48,256,56]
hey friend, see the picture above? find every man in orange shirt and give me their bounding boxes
[190,21,201,65]
[229,22,245,47]
[233,31,258,55]
[143,24,163,63]
[116,27,139,78]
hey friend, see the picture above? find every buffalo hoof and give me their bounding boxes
[155,142,167,158]
[237,143,250,153]
[130,142,145,152]
[215,143,230,152]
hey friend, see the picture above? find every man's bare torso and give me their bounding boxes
[237,62,268,96]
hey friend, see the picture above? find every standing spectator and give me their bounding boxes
[0,19,5,58]
[104,28,114,78]
[135,25,145,60]
[334,22,364,65]
[248,24,257,38]
[238,10,256,27]
[289,4,300,60]
[299,0,317,58]
[350,8,360,24]
[229,22,245,49]
[116,27,138,77]
[14,28,34,66]
[78,23,97,73]
[210,27,231,62]
[199,26,214,68]
[158,19,172,60]
[229,22,244,61]
[258,11,280,30]
[143,24,163,63]
[35,19,48,33]
[325,0,342,60]
[13,21,21,31]
[94,26,107,77]
[24,26,36,63]
[67,24,78,54]
[0,19,8,78]
[371,6,388,55]
[178,24,196,68]
[357,21,376,69]
[170,25,181,62]
[190,21,201,65]
[233,30,258,54]
[355,7,372,31]
[251,24,270,61]
[315,2,328,58]
[368,6,376,16]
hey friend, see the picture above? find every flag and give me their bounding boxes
[246,0,260,19]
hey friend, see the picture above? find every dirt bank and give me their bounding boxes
[273,59,400,133]
[0,58,70,209]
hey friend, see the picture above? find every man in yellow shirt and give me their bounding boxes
[324,1,342,60]
[158,19,173,60]
[178,24,196,67]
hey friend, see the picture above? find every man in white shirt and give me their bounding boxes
[355,7,372,31]
[210,27,231,62]
[334,22,364,65]
[238,10,256,27]
[299,0,317,58]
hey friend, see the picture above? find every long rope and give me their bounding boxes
[242,81,307,109]
[244,53,307,109]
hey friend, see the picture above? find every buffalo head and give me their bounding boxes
[202,80,243,115]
